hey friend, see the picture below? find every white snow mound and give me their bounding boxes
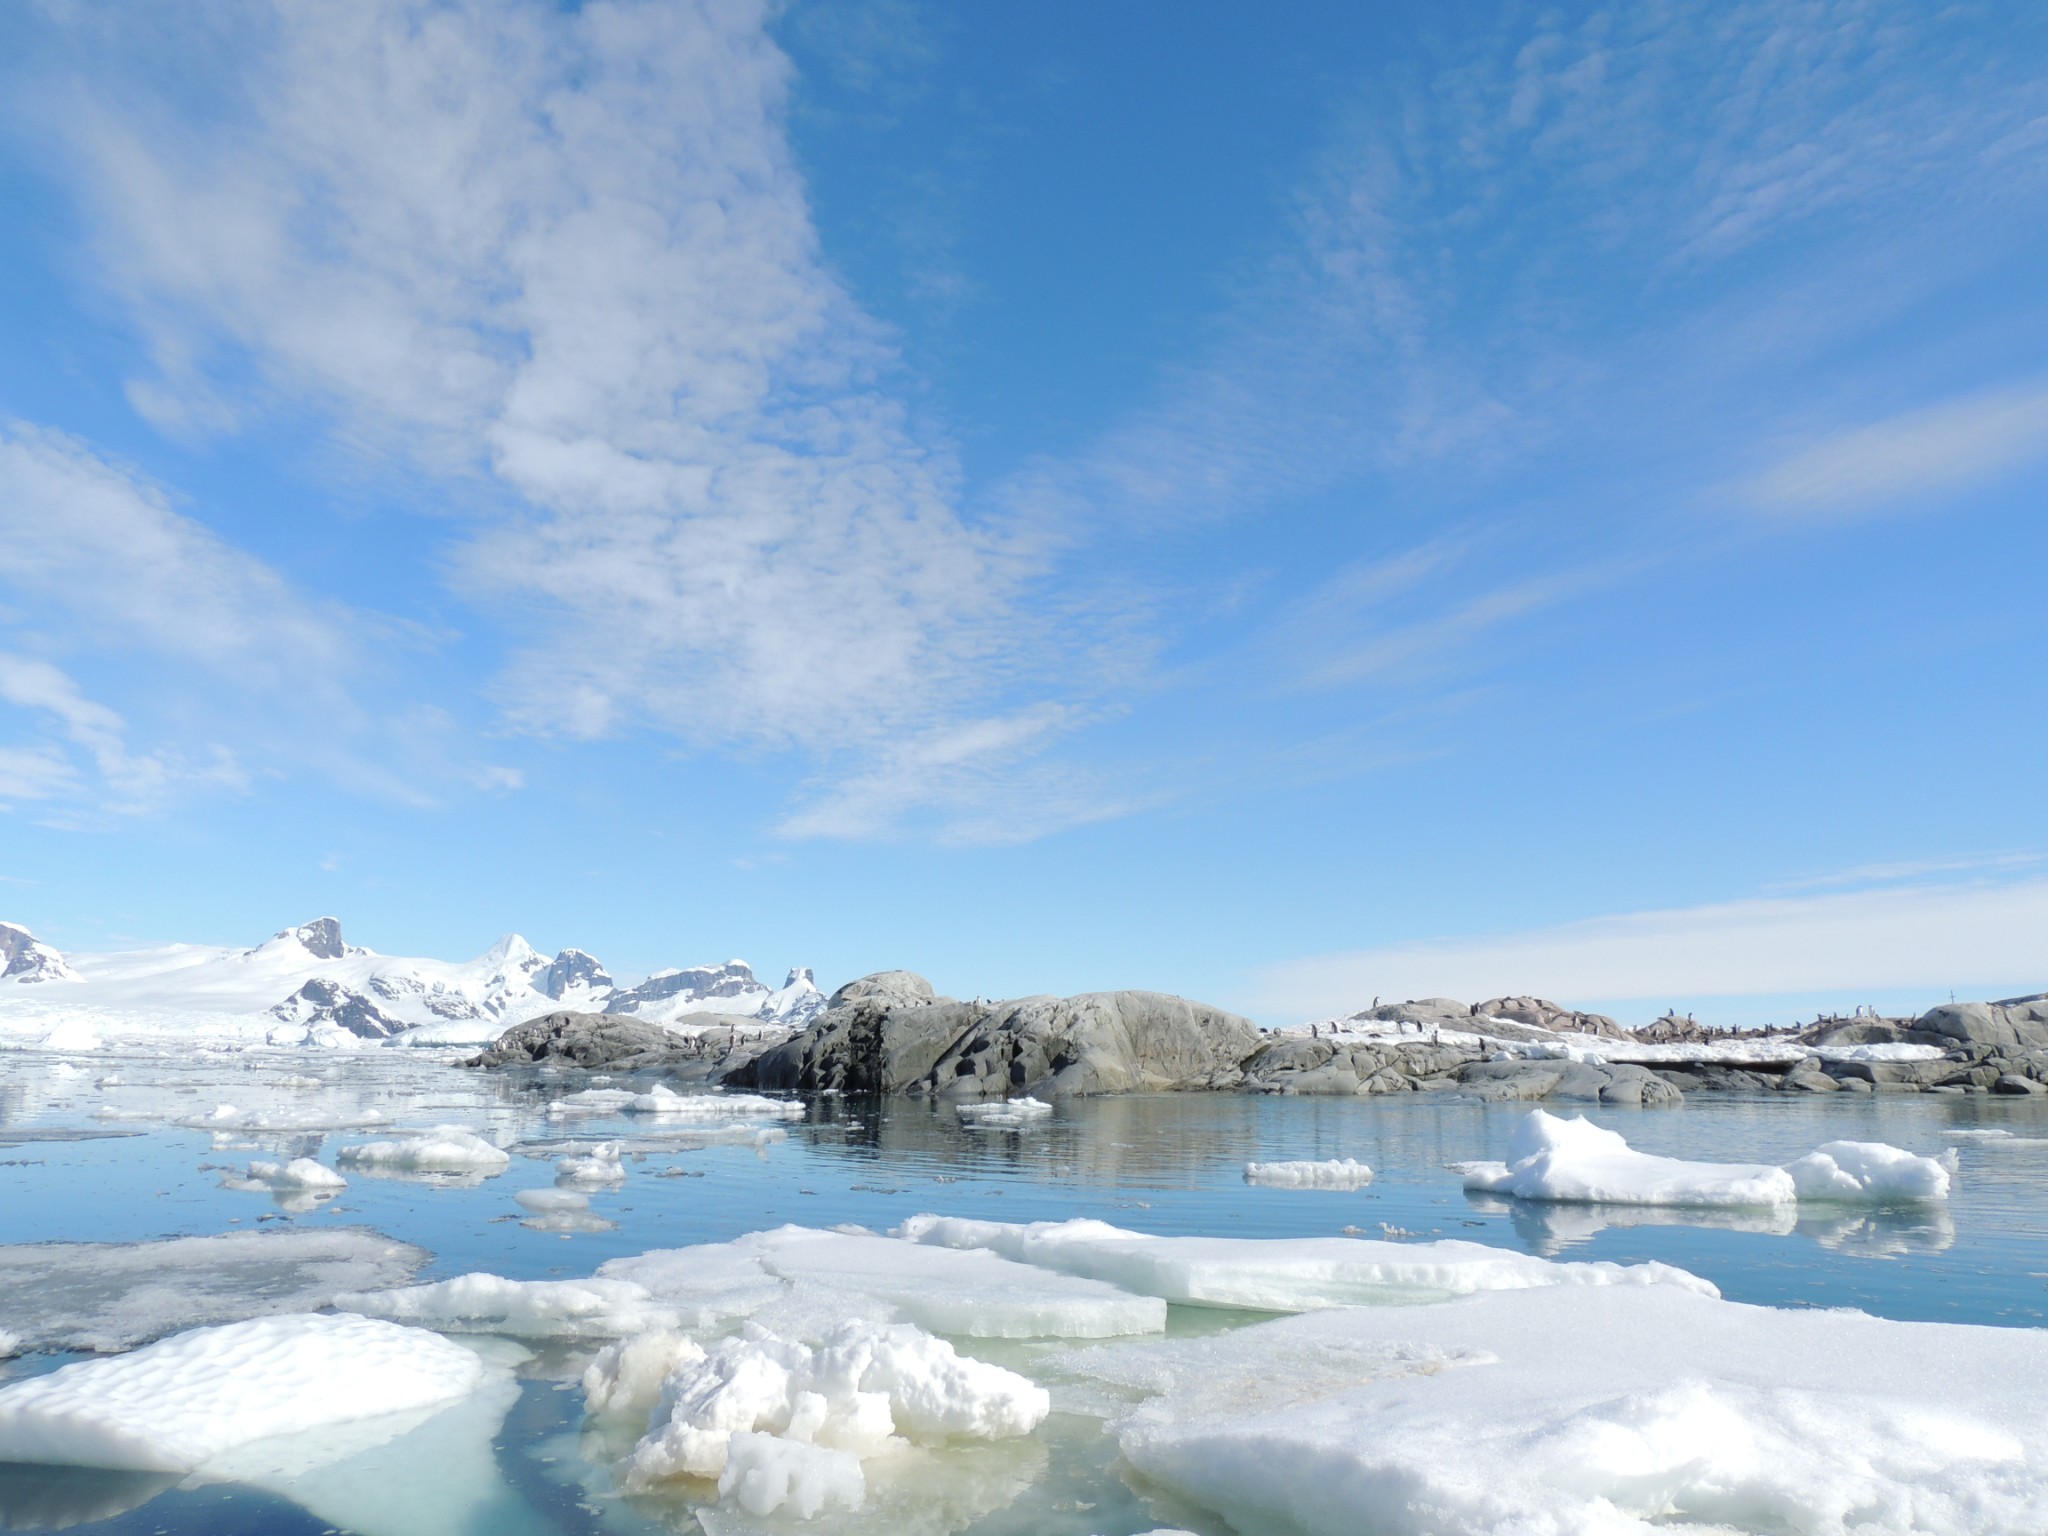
[338,1274,679,1340]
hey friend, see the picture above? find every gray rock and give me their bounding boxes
[464,1010,787,1073]
[1992,1073,2046,1095]
[1824,1058,1960,1089]
[1455,1059,1683,1107]
[608,960,766,1014]
[1782,1063,1841,1092]
[1355,997,1472,1025]
[730,989,1262,1099]
[270,978,405,1039]
[827,970,943,1010]
[1239,1036,1478,1095]
[1915,996,2048,1050]
[541,948,614,999]
[1473,996,1627,1038]
[272,918,348,959]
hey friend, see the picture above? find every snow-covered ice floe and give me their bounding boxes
[1458,1110,1952,1207]
[0,1229,429,1353]
[896,1214,1713,1310]
[0,1313,488,1473]
[1458,1114,1949,1212]
[609,1318,1049,1518]
[955,1096,1053,1128]
[1243,1158,1374,1189]
[338,1274,682,1340]
[1063,1282,2048,1536]
[224,1157,347,1193]
[601,1226,1167,1340]
[336,1125,510,1176]
[556,1141,628,1183]
[186,1103,390,1132]
[545,1085,803,1121]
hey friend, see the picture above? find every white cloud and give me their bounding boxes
[51,0,1048,793]
[0,652,245,815]
[1249,876,2048,1022]
[1750,384,2048,513]
[0,422,347,682]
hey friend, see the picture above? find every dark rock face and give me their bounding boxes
[275,918,347,960]
[607,962,764,1012]
[730,989,1263,1099]
[271,977,405,1039]
[0,922,77,983]
[542,948,615,999]
[464,1009,788,1073]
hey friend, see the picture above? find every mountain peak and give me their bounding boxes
[269,917,348,961]
[0,922,82,984]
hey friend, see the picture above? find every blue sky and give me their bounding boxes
[1,0,2044,1024]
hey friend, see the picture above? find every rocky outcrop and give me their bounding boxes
[269,918,350,960]
[729,982,1261,1099]
[827,970,944,1010]
[1916,995,2048,1050]
[1454,1058,1684,1107]
[1474,996,1627,1038]
[541,947,614,999]
[270,978,406,1039]
[1240,1035,1476,1095]
[0,922,81,984]
[607,960,766,1014]
[463,1009,789,1073]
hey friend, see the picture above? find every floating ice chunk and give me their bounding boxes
[192,1103,390,1132]
[37,1020,102,1052]
[337,1274,679,1340]
[956,1097,1053,1128]
[0,1229,430,1353]
[1087,1284,2048,1536]
[338,1126,510,1175]
[556,1141,627,1183]
[583,1330,705,1418]
[1244,1158,1374,1189]
[1461,1110,1797,1207]
[599,1227,1164,1341]
[513,1187,588,1213]
[544,1089,635,1119]
[0,1329,18,1359]
[1783,1140,1953,1201]
[245,1158,347,1192]
[0,1313,486,1473]
[620,1319,1049,1510]
[897,1214,1713,1311]
[719,1430,864,1518]
[627,1085,805,1121]
[1463,1111,1952,1208]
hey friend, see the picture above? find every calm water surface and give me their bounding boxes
[1,1049,2045,1534]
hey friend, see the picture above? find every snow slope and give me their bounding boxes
[0,918,827,1047]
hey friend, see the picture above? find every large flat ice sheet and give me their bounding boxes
[1075,1285,2048,1536]
[0,1313,486,1474]
[896,1214,1715,1311]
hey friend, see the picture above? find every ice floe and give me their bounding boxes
[338,1274,681,1339]
[336,1125,510,1175]
[601,1227,1167,1340]
[0,1229,429,1353]
[238,1157,346,1191]
[1243,1157,1374,1189]
[188,1103,390,1132]
[0,1313,487,1473]
[1069,1283,2048,1536]
[616,1318,1049,1517]
[556,1140,628,1183]
[1459,1110,1951,1207]
[545,1085,803,1122]
[897,1214,1714,1310]
[955,1097,1053,1128]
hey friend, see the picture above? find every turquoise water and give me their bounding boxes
[1,1049,2046,1533]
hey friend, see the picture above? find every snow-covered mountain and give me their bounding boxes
[0,918,827,1047]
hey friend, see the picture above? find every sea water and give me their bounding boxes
[1,1046,2045,1533]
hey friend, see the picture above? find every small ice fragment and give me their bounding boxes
[247,1158,347,1192]
[1244,1158,1374,1189]
[513,1187,588,1213]
[956,1097,1053,1128]
[337,1126,510,1175]
[0,1313,486,1473]
[556,1142,626,1184]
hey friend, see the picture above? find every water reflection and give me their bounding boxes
[0,1464,178,1530]
[1465,1190,1955,1258]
